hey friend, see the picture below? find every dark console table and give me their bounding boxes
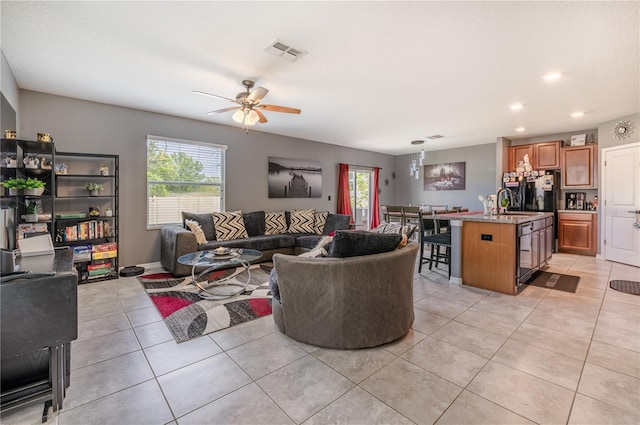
[1,249,77,422]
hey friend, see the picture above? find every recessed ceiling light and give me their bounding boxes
[542,72,562,81]
[510,103,524,111]
[410,140,424,145]
[571,111,584,118]
[515,127,526,132]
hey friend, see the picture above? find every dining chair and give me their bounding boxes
[384,206,404,224]
[402,206,420,226]
[431,204,449,213]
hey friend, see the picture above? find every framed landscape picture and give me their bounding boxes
[423,162,466,191]
[268,157,322,198]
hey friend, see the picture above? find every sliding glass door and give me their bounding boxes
[348,168,373,229]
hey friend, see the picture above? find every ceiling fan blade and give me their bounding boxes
[205,106,241,115]
[254,109,268,123]
[192,90,237,103]
[258,104,301,114]
[247,86,269,103]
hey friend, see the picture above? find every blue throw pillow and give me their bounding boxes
[327,230,402,258]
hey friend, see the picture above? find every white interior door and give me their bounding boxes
[603,143,640,266]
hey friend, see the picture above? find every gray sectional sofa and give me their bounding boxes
[160,210,351,276]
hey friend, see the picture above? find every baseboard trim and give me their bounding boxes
[449,276,462,285]
[119,261,162,271]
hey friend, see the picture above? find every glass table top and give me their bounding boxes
[177,248,263,267]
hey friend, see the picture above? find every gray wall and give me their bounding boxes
[395,143,497,210]
[597,114,639,151]
[1,50,19,111]
[17,90,397,266]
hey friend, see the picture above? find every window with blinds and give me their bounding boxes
[146,135,226,228]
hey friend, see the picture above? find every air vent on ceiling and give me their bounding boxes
[264,39,307,62]
[425,134,444,139]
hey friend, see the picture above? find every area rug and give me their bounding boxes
[137,263,273,343]
[609,280,640,295]
[525,271,580,293]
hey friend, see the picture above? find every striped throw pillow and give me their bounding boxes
[265,211,287,235]
[372,221,416,239]
[211,211,249,241]
[288,209,316,234]
[314,211,329,235]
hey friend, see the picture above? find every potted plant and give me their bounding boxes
[24,200,39,222]
[85,182,104,197]
[23,177,46,196]
[1,177,25,195]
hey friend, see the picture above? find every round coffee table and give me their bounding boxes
[177,248,263,300]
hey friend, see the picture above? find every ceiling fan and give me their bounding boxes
[193,80,301,130]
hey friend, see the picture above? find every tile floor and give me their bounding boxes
[2,253,639,425]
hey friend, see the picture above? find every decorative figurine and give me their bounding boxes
[55,162,68,175]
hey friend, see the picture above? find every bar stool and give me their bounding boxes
[418,212,451,276]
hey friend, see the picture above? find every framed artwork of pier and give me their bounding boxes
[423,161,466,191]
[268,157,322,198]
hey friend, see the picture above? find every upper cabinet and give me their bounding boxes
[533,141,561,169]
[507,145,535,171]
[507,141,561,171]
[561,144,597,188]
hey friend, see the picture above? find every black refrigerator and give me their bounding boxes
[503,170,560,212]
[503,170,561,250]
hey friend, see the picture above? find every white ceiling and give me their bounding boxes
[2,1,638,155]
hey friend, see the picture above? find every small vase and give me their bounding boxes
[24,187,44,196]
[89,190,99,197]
[8,188,18,196]
[24,214,38,223]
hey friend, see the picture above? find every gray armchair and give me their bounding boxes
[271,242,418,349]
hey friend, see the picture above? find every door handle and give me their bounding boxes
[627,210,640,214]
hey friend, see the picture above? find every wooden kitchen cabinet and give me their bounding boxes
[534,141,561,169]
[558,212,597,256]
[462,221,517,295]
[561,145,597,188]
[508,145,535,171]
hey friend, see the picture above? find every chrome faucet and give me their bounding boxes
[496,188,514,213]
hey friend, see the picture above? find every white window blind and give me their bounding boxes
[146,135,226,228]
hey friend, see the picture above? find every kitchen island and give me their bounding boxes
[430,211,554,295]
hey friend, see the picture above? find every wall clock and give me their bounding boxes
[612,120,634,140]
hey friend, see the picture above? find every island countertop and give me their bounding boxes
[432,210,554,224]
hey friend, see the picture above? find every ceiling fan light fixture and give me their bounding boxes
[247,109,260,124]
[232,109,245,123]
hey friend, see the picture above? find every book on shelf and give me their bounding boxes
[87,260,111,270]
[93,242,117,252]
[72,244,92,262]
[92,250,117,260]
[61,220,113,242]
[87,260,114,277]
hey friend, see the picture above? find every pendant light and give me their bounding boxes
[409,140,425,180]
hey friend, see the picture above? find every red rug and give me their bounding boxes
[137,263,273,343]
